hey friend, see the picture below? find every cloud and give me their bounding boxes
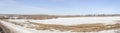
[0,0,56,14]
[0,0,16,5]
[0,2,56,14]
[0,0,119,15]
[0,4,55,14]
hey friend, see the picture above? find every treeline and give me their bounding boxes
[59,14,120,17]
[0,14,120,19]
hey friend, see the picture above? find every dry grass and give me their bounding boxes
[4,20,120,32]
[24,21,120,32]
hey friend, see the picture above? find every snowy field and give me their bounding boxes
[8,16,120,25]
[0,16,120,33]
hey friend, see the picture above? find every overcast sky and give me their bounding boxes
[0,0,120,15]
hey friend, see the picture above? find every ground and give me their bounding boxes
[0,16,120,33]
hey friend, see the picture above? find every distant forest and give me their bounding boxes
[0,14,120,19]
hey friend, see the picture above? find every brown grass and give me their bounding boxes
[25,21,120,32]
[4,20,120,32]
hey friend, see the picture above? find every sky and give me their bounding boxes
[0,0,120,15]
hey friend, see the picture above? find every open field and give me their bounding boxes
[0,15,120,33]
[0,16,120,33]
[4,20,120,32]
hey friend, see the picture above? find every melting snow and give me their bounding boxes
[0,21,118,33]
[1,16,120,33]
[29,17,120,25]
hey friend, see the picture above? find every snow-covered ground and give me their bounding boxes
[1,21,119,33]
[9,16,120,25]
[0,16,120,33]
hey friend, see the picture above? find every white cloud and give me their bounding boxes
[0,0,16,5]
[0,0,56,14]
[0,3,56,14]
